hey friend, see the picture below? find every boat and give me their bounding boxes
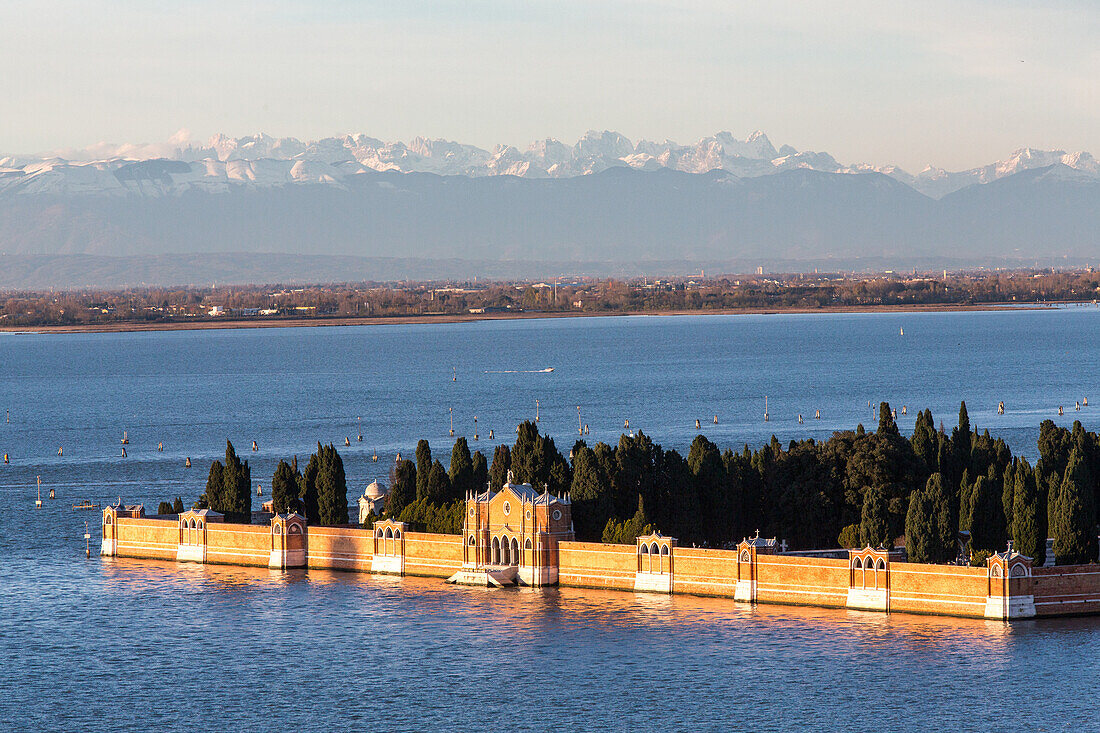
[899,327,904,336]
[72,499,100,510]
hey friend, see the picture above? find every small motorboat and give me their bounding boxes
[72,499,100,510]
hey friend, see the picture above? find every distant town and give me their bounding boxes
[2,268,1099,329]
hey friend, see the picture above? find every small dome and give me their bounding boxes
[365,481,387,499]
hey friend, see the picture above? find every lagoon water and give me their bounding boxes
[3,308,1100,730]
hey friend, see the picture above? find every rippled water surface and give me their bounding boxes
[3,309,1100,730]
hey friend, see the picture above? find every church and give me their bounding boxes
[447,471,574,587]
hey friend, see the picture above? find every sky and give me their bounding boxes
[1,0,1097,171]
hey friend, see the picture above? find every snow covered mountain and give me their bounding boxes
[3,130,1097,200]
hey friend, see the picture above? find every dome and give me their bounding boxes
[365,481,387,499]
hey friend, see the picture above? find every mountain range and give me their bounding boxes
[0,131,1098,288]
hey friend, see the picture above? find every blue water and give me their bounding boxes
[2,308,1099,730]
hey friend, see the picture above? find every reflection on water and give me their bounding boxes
[4,553,1094,731]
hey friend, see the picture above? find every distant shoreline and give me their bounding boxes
[0,301,1064,335]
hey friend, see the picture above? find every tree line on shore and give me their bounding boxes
[166,404,1100,567]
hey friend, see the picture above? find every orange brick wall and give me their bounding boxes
[889,564,988,617]
[558,541,637,590]
[404,532,464,577]
[755,555,849,607]
[671,547,740,597]
[307,526,374,572]
[1032,566,1100,616]
[114,518,179,561]
[205,523,272,567]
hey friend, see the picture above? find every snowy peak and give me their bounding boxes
[1,130,1098,199]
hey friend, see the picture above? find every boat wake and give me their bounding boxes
[484,368,555,374]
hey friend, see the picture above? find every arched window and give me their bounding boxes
[492,537,501,565]
[375,528,383,539]
[289,525,301,534]
[739,550,750,562]
[991,564,1003,578]
[511,538,519,566]
[1010,563,1027,578]
[384,527,393,539]
[393,529,401,540]
[104,515,113,525]
[525,538,532,549]
[468,536,476,545]
[660,544,669,556]
[640,543,650,555]
[274,525,283,535]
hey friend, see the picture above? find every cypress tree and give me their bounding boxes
[489,444,511,490]
[911,409,937,473]
[967,475,1007,554]
[906,473,955,563]
[859,487,890,548]
[1001,460,1017,536]
[952,401,972,480]
[204,460,224,511]
[877,402,899,436]
[1012,458,1046,566]
[571,444,613,541]
[904,484,935,562]
[511,421,541,485]
[688,435,726,545]
[271,459,298,514]
[172,496,185,514]
[471,450,488,493]
[415,440,432,501]
[449,437,474,498]
[426,459,451,504]
[958,469,973,531]
[316,444,348,525]
[388,459,416,519]
[1052,449,1098,565]
[299,448,321,524]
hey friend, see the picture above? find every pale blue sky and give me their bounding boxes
[1,0,1096,170]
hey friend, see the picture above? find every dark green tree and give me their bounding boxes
[570,443,613,541]
[877,402,899,436]
[204,460,224,511]
[489,444,511,490]
[601,496,654,544]
[425,459,451,504]
[1012,458,1046,567]
[859,486,891,548]
[688,435,729,545]
[220,440,251,515]
[299,449,321,524]
[316,444,348,525]
[157,501,173,515]
[471,450,488,494]
[172,496,185,514]
[1052,449,1098,565]
[906,473,956,563]
[271,459,298,514]
[388,459,416,519]
[448,437,474,499]
[967,475,1007,554]
[415,439,432,501]
[911,409,937,473]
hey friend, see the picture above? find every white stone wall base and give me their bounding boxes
[176,544,206,563]
[100,539,117,557]
[370,554,404,575]
[634,571,673,594]
[269,548,306,569]
[984,594,1036,619]
[518,565,558,587]
[734,579,756,603]
[847,587,888,611]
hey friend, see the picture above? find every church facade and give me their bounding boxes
[448,472,574,587]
